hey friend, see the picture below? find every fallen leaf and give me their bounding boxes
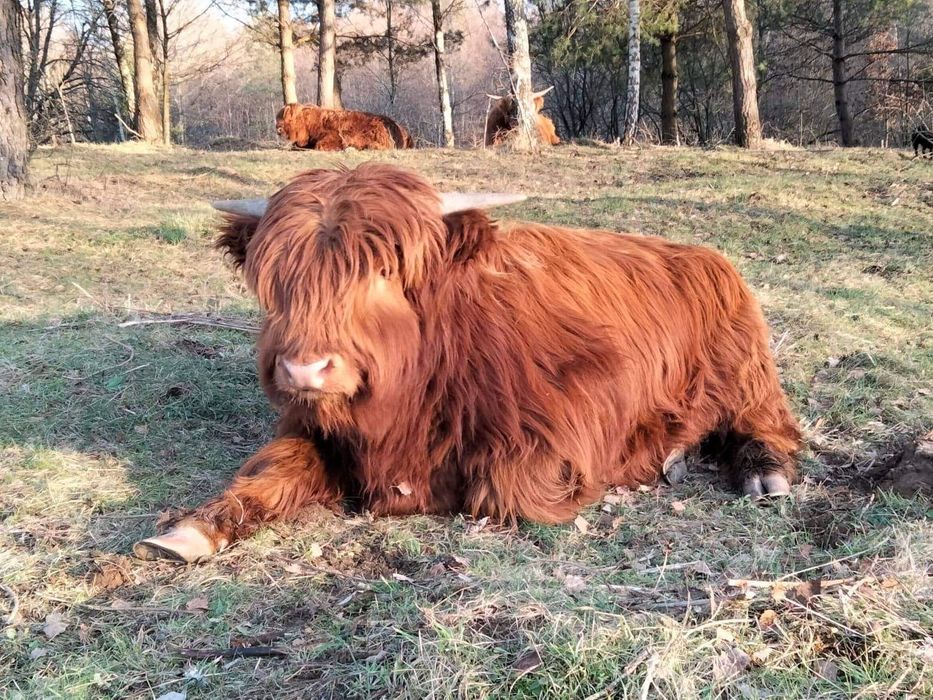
[716,627,735,642]
[826,357,841,368]
[134,424,149,435]
[29,647,48,660]
[42,613,68,640]
[466,516,489,534]
[573,515,589,533]
[750,647,773,665]
[713,646,751,682]
[89,563,128,590]
[393,481,413,496]
[814,658,839,682]
[392,572,414,583]
[307,543,323,559]
[185,597,209,613]
[156,690,187,700]
[428,562,446,577]
[513,648,543,675]
[773,253,788,263]
[671,500,686,514]
[757,609,778,630]
[110,598,133,610]
[687,561,713,578]
[798,544,814,558]
[789,579,823,606]
[283,563,304,574]
[563,574,586,592]
[603,493,623,505]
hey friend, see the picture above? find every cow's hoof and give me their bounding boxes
[133,524,217,563]
[662,450,688,485]
[743,473,792,501]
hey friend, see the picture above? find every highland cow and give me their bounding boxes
[135,164,800,563]
[485,87,561,146]
[276,103,413,151]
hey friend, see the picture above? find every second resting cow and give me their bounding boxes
[135,164,801,563]
[485,87,561,146]
[276,103,413,151]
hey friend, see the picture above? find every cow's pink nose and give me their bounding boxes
[279,356,335,390]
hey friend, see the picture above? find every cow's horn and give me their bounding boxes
[532,86,555,98]
[212,198,268,218]
[440,192,527,214]
[486,93,505,100]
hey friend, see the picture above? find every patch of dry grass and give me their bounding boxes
[1,143,930,699]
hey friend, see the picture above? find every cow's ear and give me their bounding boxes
[215,214,260,269]
[442,209,495,264]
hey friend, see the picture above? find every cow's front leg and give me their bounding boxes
[134,437,343,563]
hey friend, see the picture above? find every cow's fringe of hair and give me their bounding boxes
[214,163,801,526]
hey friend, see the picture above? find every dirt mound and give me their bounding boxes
[874,430,933,497]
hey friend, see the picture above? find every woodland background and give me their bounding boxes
[11,0,933,150]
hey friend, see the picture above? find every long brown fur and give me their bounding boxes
[485,94,561,146]
[276,103,413,151]
[172,163,800,551]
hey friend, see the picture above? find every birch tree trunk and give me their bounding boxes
[722,0,762,148]
[101,0,135,118]
[431,0,454,147]
[503,0,537,150]
[127,0,161,142]
[317,0,336,108]
[622,0,641,144]
[278,0,298,104]
[660,32,679,145]
[158,0,170,145]
[831,0,855,145]
[1,0,30,200]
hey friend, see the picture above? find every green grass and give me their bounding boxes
[0,143,931,699]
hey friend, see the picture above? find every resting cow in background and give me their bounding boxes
[276,103,413,151]
[485,87,561,146]
[912,124,933,156]
[135,164,801,563]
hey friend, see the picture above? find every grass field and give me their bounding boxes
[1,143,931,699]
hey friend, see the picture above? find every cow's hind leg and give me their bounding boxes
[716,401,800,500]
[134,438,343,563]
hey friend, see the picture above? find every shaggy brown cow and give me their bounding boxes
[134,164,801,563]
[485,87,561,146]
[276,102,413,151]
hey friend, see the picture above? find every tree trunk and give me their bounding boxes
[660,32,679,145]
[1,0,30,200]
[317,0,336,108]
[722,0,762,148]
[278,0,298,104]
[622,0,641,144]
[158,0,170,145]
[503,0,537,150]
[386,0,396,104]
[127,0,161,141]
[101,0,135,118]
[431,0,454,147]
[144,0,160,73]
[831,0,854,146]
[333,68,343,109]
